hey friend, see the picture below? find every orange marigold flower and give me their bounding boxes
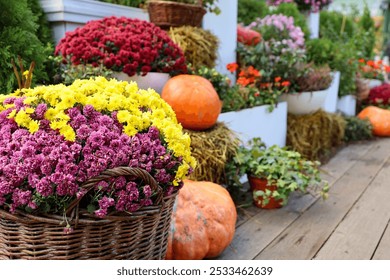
[237,77,250,86]
[274,76,282,83]
[260,82,271,88]
[281,81,291,87]
[367,60,375,67]
[358,58,365,63]
[246,66,261,77]
[238,70,246,77]
[227,62,239,73]
[254,92,260,97]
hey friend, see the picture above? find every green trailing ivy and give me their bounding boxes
[225,138,329,206]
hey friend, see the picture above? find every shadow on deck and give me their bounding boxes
[217,138,390,260]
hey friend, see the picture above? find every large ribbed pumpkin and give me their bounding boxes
[165,179,237,260]
[358,106,390,136]
[161,75,222,130]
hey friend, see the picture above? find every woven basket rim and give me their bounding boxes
[0,166,179,225]
[0,190,178,226]
[148,1,206,11]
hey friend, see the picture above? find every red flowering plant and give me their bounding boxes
[358,58,390,82]
[55,16,188,77]
[226,62,291,111]
[362,83,390,109]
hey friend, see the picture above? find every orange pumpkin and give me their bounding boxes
[357,106,390,136]
[237,25,261,46]
[165,180,237,260]
[161,75,222,131]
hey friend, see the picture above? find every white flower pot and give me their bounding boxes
[217,102,287,147]
[280,89,328,115]
[112,72,170,94]
[337,95,356,116]
[322,71,340,113]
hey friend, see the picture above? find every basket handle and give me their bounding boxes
[66,167,163,216]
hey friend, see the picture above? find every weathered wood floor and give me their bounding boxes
[217,137,390,260]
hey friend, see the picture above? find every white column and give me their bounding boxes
[202,0,238,83]
[307,12,320,39]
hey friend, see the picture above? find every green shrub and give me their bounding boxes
[0,0,48,93]
[343,116,373,142]
[320,10,356,43]
[355,5,375,59]
[238,0,269,25]
[27,0,53,46]
[306,38,336,66]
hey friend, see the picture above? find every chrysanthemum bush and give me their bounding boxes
[248,14,305,51]
[0,77,196,219]
[238,14,305,89]
[55,17,188,77]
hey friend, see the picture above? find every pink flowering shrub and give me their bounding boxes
[267,0,332,13]
[55,16,188,77]
[0,78,196,220]
[238,14,306,87]
[248,14,305,51]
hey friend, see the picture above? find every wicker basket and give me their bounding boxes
[0,167,177,260]
[148,1,206,29]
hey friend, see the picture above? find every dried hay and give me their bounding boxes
[185,122,240,183]
[168,26,219,69]
[287,110,346,161]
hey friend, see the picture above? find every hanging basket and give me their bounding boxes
[0,167,177,260]
[147,1,206,29]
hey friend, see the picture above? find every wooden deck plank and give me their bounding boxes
[372,221,390,259]
[315,157,390,259]
[217,192,315,260]
[254,138,390,260]
[218,140,374,260]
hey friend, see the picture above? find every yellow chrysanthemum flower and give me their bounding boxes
[28,120,39,133]
[60,126,76,141]
[1,77,196,181]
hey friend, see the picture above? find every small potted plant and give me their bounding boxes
[55,16,187,93]
[231,138,329,209]
[280,63,333,114]
[358,59,390,89]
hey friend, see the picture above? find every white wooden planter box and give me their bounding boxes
[322,71,340,113]
[217,102,287,147]
[337,95,356,116]
[39,0,149,44]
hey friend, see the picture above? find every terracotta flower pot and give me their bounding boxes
[248,175,283,209]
